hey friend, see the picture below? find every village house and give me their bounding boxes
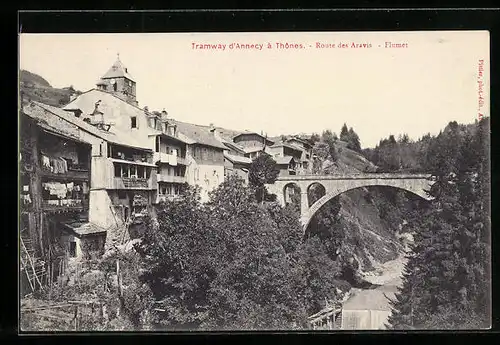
[20,102,105,292]
[208,126,251,184]
[266,141,304,174]
[63,55,226,203]
[22,100,157,253]
[285,136,314,173]
[232,131,275,159]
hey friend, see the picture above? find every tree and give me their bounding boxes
[388,118,491,330]
[321,130,339,162]
[340,123,349,142]
[248,153,280,203]
[137,176,348,330]
[202,175,309,329]
[347,127,361,152]
[310,133,321,144]
[136,184,215,329]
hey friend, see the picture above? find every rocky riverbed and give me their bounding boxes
[341,252,408,329]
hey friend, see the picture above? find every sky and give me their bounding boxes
[19,31,489,148]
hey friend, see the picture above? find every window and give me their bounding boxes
[138,166,145,179]
[114,163,121,177]
[130,165,137,178]
[169,126,176,136]
[113,83,118,92]
[155,136,160,152]
[131,117,137,129]
[76,145,89,166]
[122,165,129,178]
[69,241,77,258]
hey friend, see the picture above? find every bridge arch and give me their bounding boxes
[302,184,433,232]
[283,182,302,210]
[307,182,326,208]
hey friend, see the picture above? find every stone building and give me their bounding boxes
[22,101,157,252]
[233,131,275,159]
[64,56,226,203]
[20,102,103,292]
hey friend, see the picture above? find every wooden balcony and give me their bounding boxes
[153,152,187,166]
[157,174,186,183]
[157,194,181,203]
[42,199,89,212]
[113,177,155,190]
[40,167,90,181]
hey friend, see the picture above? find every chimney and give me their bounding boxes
[161,108,168,121]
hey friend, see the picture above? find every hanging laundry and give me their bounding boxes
[51,158,60,174]
[74,185,81,192]
[43,182,68,198]
[82,182,89,194]
[66,182,74,192]
[60,158,68,173]
[42,155,51,170]
[22,194,31,205]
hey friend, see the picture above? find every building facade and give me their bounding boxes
[20,104,103,292]
[64,56,226,203]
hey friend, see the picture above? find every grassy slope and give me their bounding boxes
[20,70,81,108]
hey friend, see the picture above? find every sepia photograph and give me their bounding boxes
[18,30,491,332]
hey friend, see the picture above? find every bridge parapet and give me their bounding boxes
[275,173,432,181]
[266,172,436,232]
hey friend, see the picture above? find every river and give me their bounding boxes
[340,253,408,330]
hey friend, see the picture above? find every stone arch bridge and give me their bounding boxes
[265,173,436,232]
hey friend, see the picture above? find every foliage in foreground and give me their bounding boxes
[387,118,490,330]
[136,175,349,330]
[22,248,155,331]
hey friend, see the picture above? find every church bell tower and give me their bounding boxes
[96,54,138,105]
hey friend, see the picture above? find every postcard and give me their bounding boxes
[19,30,490,332]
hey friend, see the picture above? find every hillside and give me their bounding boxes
[19,70,82,108]
[308,139,419,277]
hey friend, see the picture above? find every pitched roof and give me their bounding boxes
[233,131,275,145]
[270,142,304,152]
[222,140,246,153]
[61,221,107,237]
[274,156,297,165]
[224,152,252,165]
[172,120,227,150]
[22,107,91,146]
[287,136,312,148]
[65,89,225,150]
[101,56,135,82]
[243,146,265,154]
[28,101,151,151]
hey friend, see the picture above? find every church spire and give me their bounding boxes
[96,55,138,105]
